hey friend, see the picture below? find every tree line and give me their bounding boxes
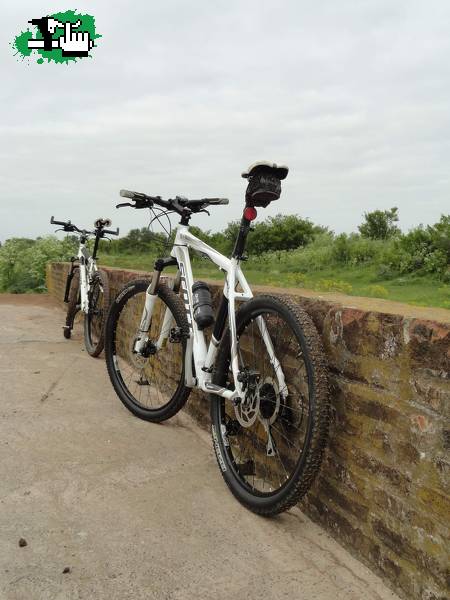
[0,208,448,293]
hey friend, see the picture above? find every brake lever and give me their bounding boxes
[116,202,133,209]
[199,208,210,216]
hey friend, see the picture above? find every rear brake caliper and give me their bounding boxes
[234,368,261,427]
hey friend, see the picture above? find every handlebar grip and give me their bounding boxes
[104,228,119,236]
[50,216,69,226]
[207,198,229,205]
[119,189,136,199]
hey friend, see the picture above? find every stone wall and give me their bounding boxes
[46,262,450,600]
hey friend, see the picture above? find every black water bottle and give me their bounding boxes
[192,281,215,330]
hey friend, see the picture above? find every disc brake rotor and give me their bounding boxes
[234,389,260,427]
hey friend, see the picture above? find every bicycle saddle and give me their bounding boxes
[241,161,289,180]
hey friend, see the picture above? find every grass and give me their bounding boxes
[100,253,450,310]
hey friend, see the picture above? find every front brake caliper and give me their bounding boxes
[133,335,156,358]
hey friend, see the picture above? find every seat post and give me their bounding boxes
[232,213,252,260]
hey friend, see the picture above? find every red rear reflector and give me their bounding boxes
[243,206,257,221]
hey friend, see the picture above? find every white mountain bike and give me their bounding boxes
[104,162,330,515]
[50,216,119,356]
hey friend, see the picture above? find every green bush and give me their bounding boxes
[1,211,448,296]
[315,279,353,294]
[331,234,385,266]
[248,214,327,254]
[383,215,450,278]
[276,233,335,272]
[0,236,77,293]
[358,207,400,240]
[364,285,389,299]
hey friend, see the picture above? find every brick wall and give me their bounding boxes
[47,262,450,600]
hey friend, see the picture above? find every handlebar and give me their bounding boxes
[50,216,68,227]
[103,228,119,236]
[50,216,80,232]
[50,216,118,237]
[119,189,139,199]
[116,190,229,214]
[201,198,229,205]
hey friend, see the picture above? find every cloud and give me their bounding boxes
[1,0,449,241]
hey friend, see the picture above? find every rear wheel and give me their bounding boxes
[104,279,191,422]
[84,269,110,357]
[210,295,330,516]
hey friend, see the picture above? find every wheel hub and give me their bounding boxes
[259,382,277,420]
[258,377,281,425]
[129,336,156,369]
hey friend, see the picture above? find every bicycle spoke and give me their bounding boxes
[113,289,184,411]
[220,306,312,495]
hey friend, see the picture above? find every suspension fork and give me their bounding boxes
[133,258,178,354]
[155,270,181,350]
[133,270,161,354]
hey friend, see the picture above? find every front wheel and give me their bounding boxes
[104,279,191,422]
[210,295,330,516]
[64,271,80,339]
[84,269,110,357]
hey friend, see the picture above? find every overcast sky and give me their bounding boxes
[1,0,449,242]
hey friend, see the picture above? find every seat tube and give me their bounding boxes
[79,250,88,312]
[228,259,243,396]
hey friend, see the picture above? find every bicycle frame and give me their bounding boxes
[67,241,98,313]
[133,224,287,403]
[79,243,99,313]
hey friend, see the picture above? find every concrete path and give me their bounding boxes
[0,295,400,600]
